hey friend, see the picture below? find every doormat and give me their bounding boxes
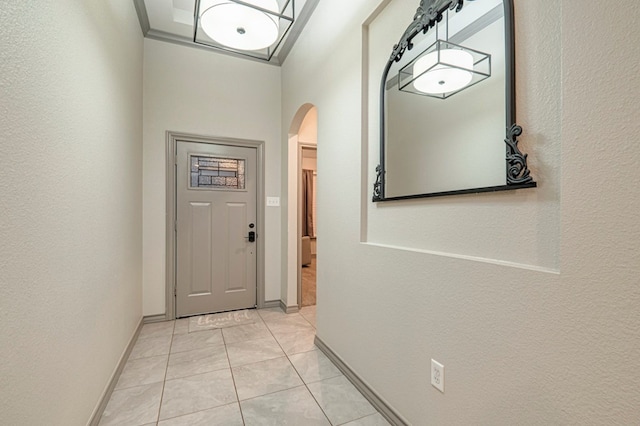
[189,309,258,333]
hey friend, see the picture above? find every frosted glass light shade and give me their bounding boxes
[413,49,474,94]
[200,0,280,51]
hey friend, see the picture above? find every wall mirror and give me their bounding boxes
[373,0,536,202]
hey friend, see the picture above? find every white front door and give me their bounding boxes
[176,141,257,317]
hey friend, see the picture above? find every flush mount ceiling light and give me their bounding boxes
[194,0,295,61]
[398,10,491,99]
[200,0,279,51]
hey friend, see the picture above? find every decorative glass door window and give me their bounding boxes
[190,155,246,190]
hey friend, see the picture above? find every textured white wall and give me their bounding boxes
[298,107,318,145]
[143,39,282,314]
[0,1,143,424]
[282,0,640,423]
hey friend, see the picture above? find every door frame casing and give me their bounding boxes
[165,131,266,320]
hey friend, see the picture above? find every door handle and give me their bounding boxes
[247,231,256,243]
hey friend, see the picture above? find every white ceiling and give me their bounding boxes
[134,0,317,65]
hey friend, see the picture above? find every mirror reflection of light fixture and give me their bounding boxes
[412,47,474,94]
[194,0,295,61]
[398,10,491,99]
[374,0,537,203]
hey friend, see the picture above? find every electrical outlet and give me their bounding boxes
[431,359,445,393]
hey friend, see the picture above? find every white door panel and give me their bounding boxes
[176,141,257,317]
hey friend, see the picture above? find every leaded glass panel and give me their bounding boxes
[189,155,246,190]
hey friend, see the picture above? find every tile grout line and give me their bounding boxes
[161,318,239,423]
[288,340,336,425]
[156,316,247,424]
[236,384,310,404]
[298,307,317,328]
[336,413,384,426]
[223,323,247,426]
[261,309,335,425]
[154,319,177,425]
[109,354,170,393]
[156,363,229,381]
[267,308,382,425]
[168,340,226,355]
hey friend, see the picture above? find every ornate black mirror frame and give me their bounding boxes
[373,0,536,202]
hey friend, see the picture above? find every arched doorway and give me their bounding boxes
[287,104,318,310]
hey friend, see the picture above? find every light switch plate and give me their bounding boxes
[431,359,444,393]
[266,197,280,207]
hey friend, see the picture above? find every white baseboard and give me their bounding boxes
[314,336,409,426]
[143,313,169,323]
[280,300,299,314]
[262,300,281,309]
[87,317,144,426]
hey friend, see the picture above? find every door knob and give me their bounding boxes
[247,231,256,243]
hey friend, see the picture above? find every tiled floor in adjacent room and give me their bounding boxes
[302,256,317,307]
[99,306,390,426]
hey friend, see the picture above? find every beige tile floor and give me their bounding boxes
[99,307,390,426]
[302,256,317,307]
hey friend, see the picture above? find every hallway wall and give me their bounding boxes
[142,39,283,315]
[0,1,144,424]
[281,0,640,423]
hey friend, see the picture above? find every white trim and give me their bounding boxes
[280,300,300,314]
[363,242,560,274]
[143,314,167,324]
[314,336,409,426]
[262,300,282,309]
[87,318,144,426]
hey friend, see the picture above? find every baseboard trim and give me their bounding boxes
[87,317,144,426]
[314,336,409,426]
[280,300,299,314]
[263,300,281,309]
[143,313,168,323]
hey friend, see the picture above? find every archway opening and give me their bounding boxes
[287,104,318,311]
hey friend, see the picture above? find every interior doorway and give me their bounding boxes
[300,145,317,307]
[287,104,318,310]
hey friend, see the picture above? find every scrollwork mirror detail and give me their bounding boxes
[373,0,536,202]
